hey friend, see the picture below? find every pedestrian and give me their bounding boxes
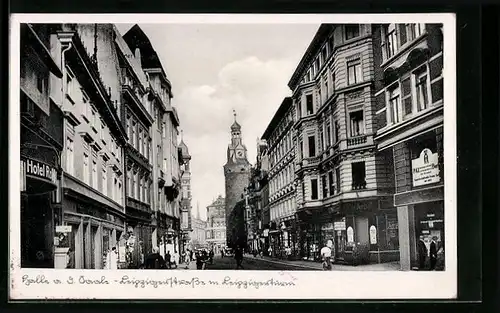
[235,245,244,269]
[108,247,118,270]
[417,235,428,270]
[66,248,75,269]
[221,249,224,258]
[268,246,273,258]
[209,249,214,264]
[144,247,166,269]
[195,251,205,270]
[429,236,438,270]
[320,241,332,271]
[165,250,172,269]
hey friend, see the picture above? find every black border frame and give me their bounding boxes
[3,1,490,311]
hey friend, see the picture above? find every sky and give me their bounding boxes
[115,23,319,221]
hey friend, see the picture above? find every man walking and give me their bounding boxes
[320,240,332,271]
[235,245,244,269]
[417,235,428,270]
[429,236,438,270]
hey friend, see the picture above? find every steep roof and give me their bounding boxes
[122,24,167,75]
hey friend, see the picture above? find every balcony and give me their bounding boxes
[347,135,368,147]
[301,156,321,168]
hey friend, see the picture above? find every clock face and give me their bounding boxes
[236,150,244,158]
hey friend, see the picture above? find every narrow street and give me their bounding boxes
[185,256,311,271]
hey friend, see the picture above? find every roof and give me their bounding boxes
[287,24,334,90]
[179,140,190,158]
[122,24,168,80]
[231,120,241,131]
[261,97,293,140]
[208,195,225,207]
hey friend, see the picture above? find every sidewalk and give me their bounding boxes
[243,254,401,271]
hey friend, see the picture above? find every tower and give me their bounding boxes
[223,110,251,248]
[179,131,192,249]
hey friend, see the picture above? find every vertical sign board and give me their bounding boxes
[369,225,377,244]
[411,148,440,187]
[347,226,354,243]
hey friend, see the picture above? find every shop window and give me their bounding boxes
[349,111,365,137]
[308,135,316,158]
[345,24,360,40]
[310,178,318,200]
[306,94,314,115]
[351,161,366,190]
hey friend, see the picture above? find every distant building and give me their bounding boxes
[223,111,251,249]
[205,195,226,254]
[190,203,207,249]
[179,132,193,253]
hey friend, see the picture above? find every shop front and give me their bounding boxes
[60,184,126,269]
[297,209,335,262]
[20,156,60,268]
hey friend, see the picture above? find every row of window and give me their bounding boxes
[382,24,425,61]
[269,162,294,196]
[126,169,151,205]
[301,24,361,85]
[270,197,296,222]
[269,131,293,168]
[305,161,366,201]
[65,136,123,204]
[126,113,152,161]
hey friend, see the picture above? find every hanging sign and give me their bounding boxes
[369,225,377,244]
[347,226,354,243]
[56,225,72,233]
[411,148,440,187]
[334,221,346,230]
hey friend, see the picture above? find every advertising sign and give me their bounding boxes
[411,148,440,187]
[347,226,354,243]
[369,225,377,244]
[55,225,72,233]
[22,158,56,182]
[334,221,346,230]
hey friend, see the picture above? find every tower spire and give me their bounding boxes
[233,109,237,122]
[180,129,184,141]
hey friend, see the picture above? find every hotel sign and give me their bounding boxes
[411,148,440,187]
[21,157,57,191]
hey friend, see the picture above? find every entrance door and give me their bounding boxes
[335,230,346,260]
[356,216,369,244]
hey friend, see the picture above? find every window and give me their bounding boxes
[36,72,46,93]
[321,47,328,64]
[321,175,328,198]
[328,171,334,196]
[328,35,334,54]
[415,66,429,111]
[347,59,362,85]
[324,78,329,100]
[133,172,137,199]
[118,182,122,204]
[326,120,332,147]
[401,77,412,117]
[138,128,143,154]
[101,120,106,143]
[334,120,340,143]
[311,178,318,200]
[319,125,324,152]
[66,137,74,175]
[92,160,98,189]
[406,23,424,42]
[335,167,341,193]
[91,108,97,130]
[297,100,302,118]
[385,24,397,59]
[345,24,360,40]
[66,70,74,99]
[114,176,119,203]
[306,94,314,115]
[388,85,401,124]
[308,135,316,158]
[139,177,143,202]
[349,111,365,137]
[127,171,131,197]
[132,121,136,148]
[351,161,366,190]
[317,89,322,106]
[315,58,320,74]
[102,168,107,196]
[299,138,304,159]
[83,153,89,184]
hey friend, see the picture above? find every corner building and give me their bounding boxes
[289,24,396,264]
[372,23,444,271]
[261,97,299,259]
[224,114,251,249]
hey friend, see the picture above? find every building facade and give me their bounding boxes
[20,23,64,268]
[223,112,252,249]
[205,195,226,254]
[288,24,396,265]
[190,203,207,249]
[123,25,183,265]
[260,97,298,259]
[179,135,193,254]
[51,24,128,269]
[372,23,444,271]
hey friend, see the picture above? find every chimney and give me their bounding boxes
[135,48,141,67]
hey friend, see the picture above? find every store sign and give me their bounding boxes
[411,148,440,187]
[334,221,346,230]
[22,158,57,182]
[56,225,72,233]
[369,225,377,244]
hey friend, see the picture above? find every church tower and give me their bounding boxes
[223,110,251,248]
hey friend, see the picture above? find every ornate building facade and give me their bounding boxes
[223,112,251,249]
[288,24,396,264]
[372,23,444,270]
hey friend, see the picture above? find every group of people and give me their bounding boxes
[417,235,444,271]
[142,247,179,269]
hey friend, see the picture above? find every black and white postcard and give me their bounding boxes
[9,13,456,300]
